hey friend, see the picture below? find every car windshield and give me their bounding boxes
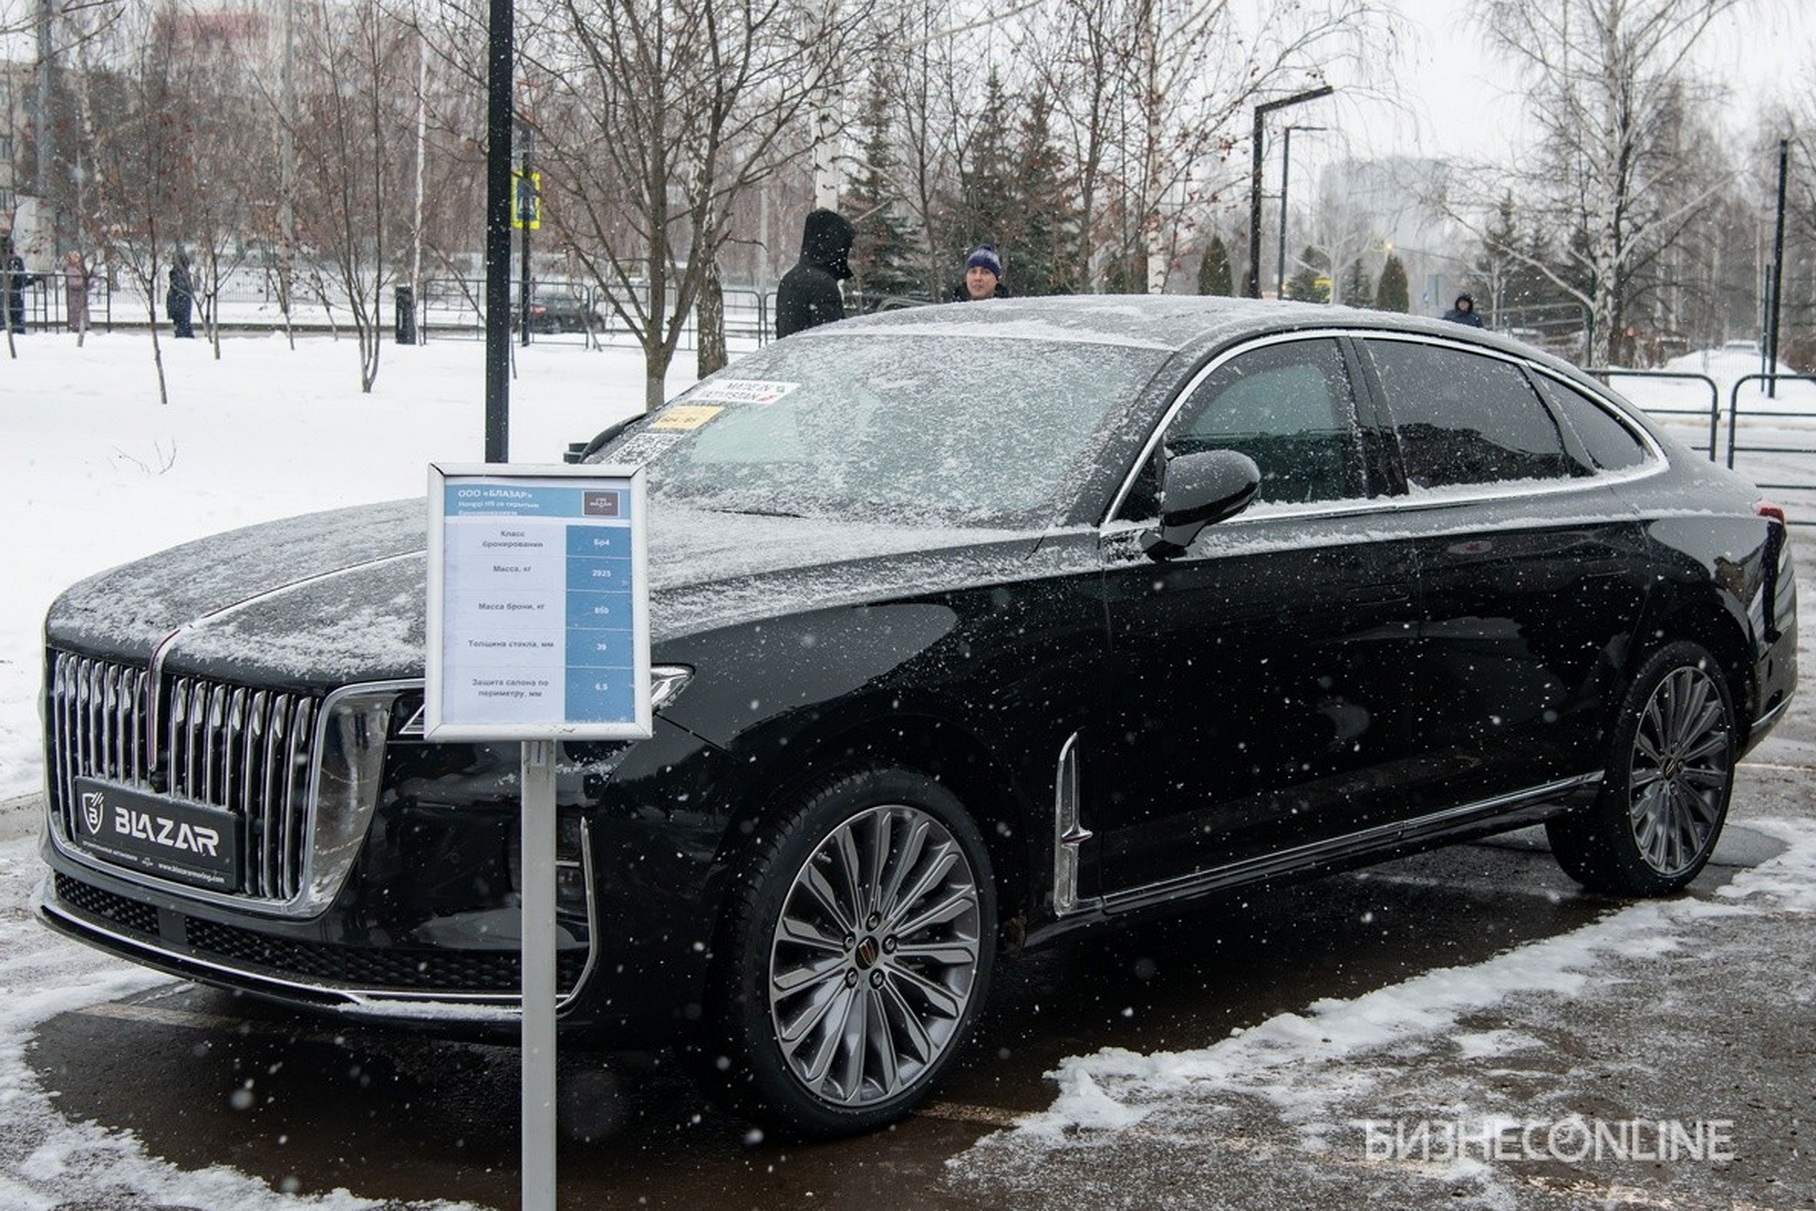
[605,332,1170,526]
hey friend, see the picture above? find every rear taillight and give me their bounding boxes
[1756,499,1788,528]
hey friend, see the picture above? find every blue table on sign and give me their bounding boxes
[563,524,633,719]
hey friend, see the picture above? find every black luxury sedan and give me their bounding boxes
[38,297,1796,1138]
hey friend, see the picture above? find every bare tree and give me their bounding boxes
[290,0,417,391]
[165,8,272,357]
[517,0,862,411]
[1471,0,1741,365]
[1014,0,1380,292]
[70,0,195,402]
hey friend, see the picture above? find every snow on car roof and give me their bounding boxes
[814,294,1319,352]
[815,293,1555,363]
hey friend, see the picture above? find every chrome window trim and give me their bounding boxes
[1359,330,1670,470]
[1103,328,1368,525]
[1102,327,1670,530]
[47,678,414,920]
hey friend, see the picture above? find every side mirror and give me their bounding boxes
[1141,449,1260,560]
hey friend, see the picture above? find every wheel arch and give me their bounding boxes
[1629,585,1755,742]
[705,704,1041,946]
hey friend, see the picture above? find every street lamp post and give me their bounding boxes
[1767,139,1788,399]
[1246,86,1333,299]
[1276,124,1325,300]
[484,0,514,463]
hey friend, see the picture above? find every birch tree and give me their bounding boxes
[1026,0,1379,291]
[1473,0,1741,364]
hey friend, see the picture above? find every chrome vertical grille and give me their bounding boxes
[46,652,321,903]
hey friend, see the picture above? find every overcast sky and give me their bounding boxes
[0,0,1807,207]
[1340,0,1814,165]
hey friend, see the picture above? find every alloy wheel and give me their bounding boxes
[767,803,982,1108]
[1626,664,1731,878]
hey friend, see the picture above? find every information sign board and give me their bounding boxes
[425,465,651,741]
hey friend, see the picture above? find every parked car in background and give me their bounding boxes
[38,297,1796,1139]
[852,290,934,314]
[522,288,602,334]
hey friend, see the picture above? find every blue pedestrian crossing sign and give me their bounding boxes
[513,171,542,230]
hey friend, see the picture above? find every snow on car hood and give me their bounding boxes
[45,498,1043,686]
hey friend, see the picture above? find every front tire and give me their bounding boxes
[1547,641,1736,894]
[697,766,996,1138]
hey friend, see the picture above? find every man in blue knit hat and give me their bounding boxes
[952,244,1010,301]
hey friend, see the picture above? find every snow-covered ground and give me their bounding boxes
[3,329,1815,1209]
[951,810,1816,1208]
[0,331,671,799]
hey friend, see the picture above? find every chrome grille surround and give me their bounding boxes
[44,652,405,919]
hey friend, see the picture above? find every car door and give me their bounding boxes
[1356,336,1658,812]
[1090,336,1426,900]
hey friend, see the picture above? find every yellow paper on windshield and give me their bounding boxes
[653,405,723,431]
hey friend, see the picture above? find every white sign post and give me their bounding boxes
[424,464,652,1211]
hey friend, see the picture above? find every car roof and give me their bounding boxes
[823,294,1586,377]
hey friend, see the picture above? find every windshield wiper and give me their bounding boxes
[566,412,650,463]
[716,506,805,519]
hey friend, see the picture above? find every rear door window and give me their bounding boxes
[1365,340,1578,489]
[1532,374,1653,472]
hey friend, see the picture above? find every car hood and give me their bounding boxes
[45,498,1044,687]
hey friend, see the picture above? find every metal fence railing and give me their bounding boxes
[416,277,776,351]
[4,271,120,334]
[3,268,785,349]
[1727,373,1816,492]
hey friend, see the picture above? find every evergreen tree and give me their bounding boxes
[1339,258,1373,308]
[953,72,1016,271]
[1374,254,1410,312]
[1009,87,1077,295]
[1286,245,1330,303]
[845,69,919,302]
[1197,235,1233,295]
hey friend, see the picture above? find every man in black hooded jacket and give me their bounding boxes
[1442,292,1484,328]
[775,208,854,338]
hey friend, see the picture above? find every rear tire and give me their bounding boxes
[1547,641,1735,895]
[694,766,996,1139]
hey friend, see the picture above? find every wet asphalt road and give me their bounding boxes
[19,811,1801,1210]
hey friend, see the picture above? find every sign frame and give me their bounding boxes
[425,463,651,743]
